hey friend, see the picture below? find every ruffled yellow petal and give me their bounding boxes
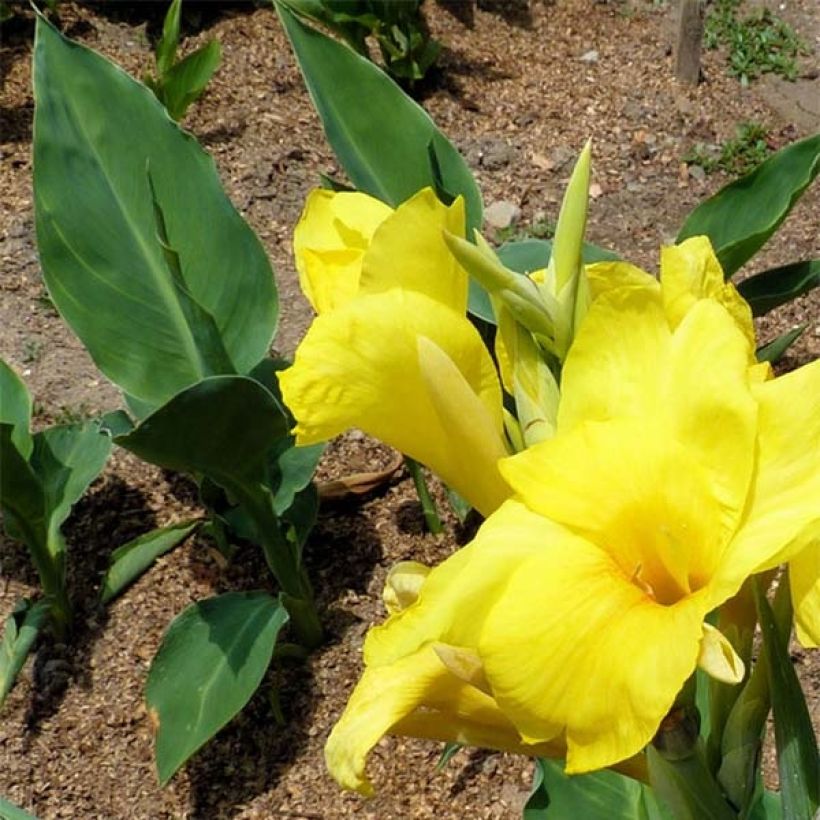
[585,260,659,302]
[279,289,508,516]
[719,359,820,585]
[558,293,756,538]
[660,236,756,350]
[360,189,468,314]
[557,286,669,430]
[476,501,709,773]
[363,502,550,667]
[500,420,726,604]
[293,189,392,314]
[790,544,820,647]
[326,641,573,795]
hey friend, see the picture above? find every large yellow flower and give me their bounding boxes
[280,188,510,517]
[325,274,820,793]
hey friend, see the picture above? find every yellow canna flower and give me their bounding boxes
[280,187,511,517]
[325,281,820,794]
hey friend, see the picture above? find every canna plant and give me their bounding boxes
[143,0,222,121]
[30,14,323,782]
[278,4,820,816]
[282,0,439,85]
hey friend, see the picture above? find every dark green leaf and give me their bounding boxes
[100,520,200,604]
[737,260,820,316]
[0,598,51,708]
[145,591,288,784]
[525,758,670,819]
[0,360,33,459]
[753,577,820,819]
[161,40,222,121]
[115,376,289,486]
[435,741,461,771]
[747,790,784,820]
[271,442,324,516]
[756,324,807,364]
[33,18,277,408]
[677,134,820,277]
[276,2,482,230]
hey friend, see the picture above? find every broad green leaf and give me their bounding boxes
[100,520,200,604]
[753,577,820,819]
[115,376,289,486]
[276,2,482,230]
[737,260,820,316]
[524,758,670,819]
[756,324,806,364]
[0,598,51,708]
[0,796,40,820]
[145,591,288,784]
[0,360,33,459]
[497,238,619,276]
[677,134,820,277]
[748,790,785,820]
[161,40,222,121]
[33,18,277,409]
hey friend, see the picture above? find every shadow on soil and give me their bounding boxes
[184,505,383,817]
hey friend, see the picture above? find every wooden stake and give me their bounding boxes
[675,0,704,84]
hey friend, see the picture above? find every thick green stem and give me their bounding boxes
[227,481,323,648]
[404,457,443,534]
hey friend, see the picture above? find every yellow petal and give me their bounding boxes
[790,544,820,647]
[279,290,508,517]
[697,623,745,683]
[557,286,669,431]
[500,420,726,604]
[363,500,551,667]
[476,501,709,773]
[360,188,468,314]
[324,644,458,795]
[585,260,659,302]
[720,359,820,584]
[558,293,757,538]
[325,641,562,795]
[660,236,756,349]
[293,188,392,313]
[383,561,430,615]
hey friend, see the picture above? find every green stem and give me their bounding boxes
[226,482,323,649]
[404,457,443,534]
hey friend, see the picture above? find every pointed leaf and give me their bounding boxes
[145,591,288,784]
[161,40,222,121]
[677,134,820,277]
[737,260,820,317]
[33,18,276,408]
[100,520,200,604]
[276,2,482,230]
[155,0,181,77]
[756,325,807,364]
[0,598,51,708]
[753,578,820,819]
